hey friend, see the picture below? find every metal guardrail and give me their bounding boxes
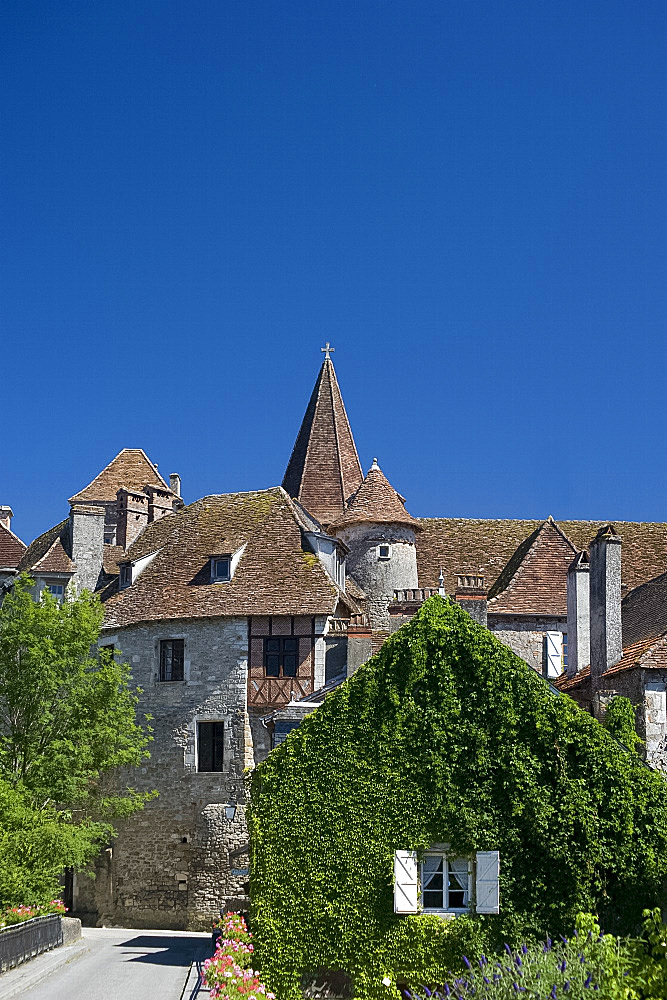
[0,913,63,973]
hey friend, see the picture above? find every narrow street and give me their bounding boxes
[1,927,210,1000]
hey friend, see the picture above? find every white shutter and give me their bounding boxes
[475,851,500,914]
[393,850,419,914]
[545,632,563,678]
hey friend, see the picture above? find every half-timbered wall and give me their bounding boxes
[248,615,317,710]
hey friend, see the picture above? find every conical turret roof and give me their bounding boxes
[282,358,363,526]
[331,459,419,531]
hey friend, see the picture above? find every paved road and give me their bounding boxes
[11,926,210,1000]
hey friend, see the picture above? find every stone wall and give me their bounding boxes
[75,615,250,929]
[488,614,567,674]
[335,523,418,630]
[69,505,105,593]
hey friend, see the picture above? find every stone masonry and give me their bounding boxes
[75,616,250,929]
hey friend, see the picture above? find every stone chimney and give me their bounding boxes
[454,574,487,627]
[116,488,149,549]
[0,506,13,531]
[566,550,590,677]
[169,473,181,497]
[145,484,174,524]
[69,504,105,592]
[589,525,622,678]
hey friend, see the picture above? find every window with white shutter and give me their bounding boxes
[544,632,563,678]
[393,850,418,914]
[475,850,500,914]
[420,852,471,913]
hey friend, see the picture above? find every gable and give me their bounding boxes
[68,448,170,504]
[487,518,576,615]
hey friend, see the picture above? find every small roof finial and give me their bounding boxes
[438,567,447,596]
[321,342,335,361]
[370,457,380,471]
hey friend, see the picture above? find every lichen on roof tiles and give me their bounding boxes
[102,487,341,627]
[331,461,418,530]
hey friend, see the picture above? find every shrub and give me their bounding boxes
[249,598,667,999]
[0,899,67,929]
[204,912,275,1000]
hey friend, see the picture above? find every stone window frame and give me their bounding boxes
[154,633,188,684]
[377,543,392,561]
[184,709,233,774]
[196,719,225,772]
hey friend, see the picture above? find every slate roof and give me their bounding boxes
[0,522,27,570]
[417,518,667,613]
[331,461,419,531]
[102,488,345,628]
[68,448,171,503]
[17,520,75,575]
[282,359,363,526]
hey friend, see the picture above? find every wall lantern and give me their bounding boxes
[224,802,237,822]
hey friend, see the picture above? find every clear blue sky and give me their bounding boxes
[2,1,665,544]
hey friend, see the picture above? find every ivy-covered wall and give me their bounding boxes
[249,597,667,999]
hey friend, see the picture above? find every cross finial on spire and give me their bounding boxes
[321,342,335,360]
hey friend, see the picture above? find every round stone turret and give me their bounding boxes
[330,460,420,630]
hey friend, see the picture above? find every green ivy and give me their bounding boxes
[248,598,667,1000]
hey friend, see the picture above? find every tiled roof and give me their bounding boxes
[331,461,419,531]
[102,545,126,577]
[0,523,27,570]
[621,570,667,647]
[556,571,667,694]
[68,448,171,503]
[18,520,75,575]
[417,518,667,609]
[102,488,343,628]
[487,518,576,615]
[282,359,363,526]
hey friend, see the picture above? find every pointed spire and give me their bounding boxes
[282,354,363,526]
[330,460,419,531]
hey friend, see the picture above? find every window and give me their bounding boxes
[160,639,184,681]
[264,637,298,677]
[100,643,115,658]
[271,720,301,748]
[119,564,132,589]
[378,544,391,560]
[197,721,224,772]
[104,532,114,545]
[421,853,470,912]
[211,556,231,582]
[46,583,64,598]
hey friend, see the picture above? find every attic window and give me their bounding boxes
[119,564,132,589]
[378,544,391,560]
[211,556,231,583]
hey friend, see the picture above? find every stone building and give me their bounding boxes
[556,526,667,769]
[0,506,26,592]
[8,349,667,928]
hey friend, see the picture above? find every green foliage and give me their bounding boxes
[249,598,667,1000]
[0,576,153,905]
[604,697,643,752]
[0,777,107,908]
[0,576,152,816]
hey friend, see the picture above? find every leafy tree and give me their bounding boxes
[0,576,153,902]
[0,778,106,907]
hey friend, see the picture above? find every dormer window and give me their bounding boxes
[378,544,391,560]
[211,556,231,583]
[119,563,132,589]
